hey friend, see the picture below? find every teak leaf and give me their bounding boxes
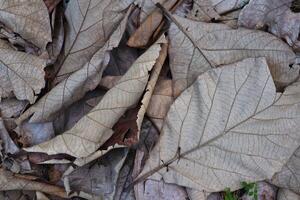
[23,39,163,158]
[138,57,300,192]
[54,0,133,82]
[168,15,299,93]
[17,11,130,124]
[0,0,52,49]
[0,40,46,103]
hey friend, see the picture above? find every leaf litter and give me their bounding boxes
[0,0,299,199]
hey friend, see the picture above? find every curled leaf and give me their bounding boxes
[23,39,164,158]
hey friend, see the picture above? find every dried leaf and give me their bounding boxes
[54,0,133,82]
[0,40,46,103]
[146,79,176,130]
[238,0,300,49]
[0,118,19,154]
[16,122,55,147]
[65,148,128,199]
[277,189,300,200]
[187,0,220,22]
[0,168,68,198]
[133,118,188,200]
[128,0,178,47]
[138,57,300,192]
[43,0,62,13]
[23,39,163,158]
[17,11,130,124]
[186,189,210,200]
[47,4,64,64]
[272,146,300,194]
[0,98,27,118]
[0,0,52,49]
[211,0,249,14]
[168,15,299,93]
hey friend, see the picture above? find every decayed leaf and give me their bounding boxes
[0,118,19,154]
[271,146,300,194]
[138,57,300,192]
[238,0,300,49]
[17,11,130,124]
[0,168,67,198]
[0,98,27,118]
[0,40,46,103]
[65,148,128,199]
[54,0,133,82]
[0,0,51,49]
[23,39,163,158]
[277,189,300,200]
[187,0,220,22]
[168,15,299,93]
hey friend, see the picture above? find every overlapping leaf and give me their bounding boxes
[0,40,46,103]
[54,0,133,82]
[23,39,163,158]
[168,15,299,93]
[139,57,300,192]
[238,0,300,49]
[17,11,130,124]
[272,146,300,194]
[277,189,300,200]
[0,0,51,49]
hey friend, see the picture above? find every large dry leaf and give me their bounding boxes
[0,168,67,198]
[17,12,130,124]
[0,0,51,49]
[271,146,300,194]
[277,189,300,200]
[23,40,163,158]
[54,0,133,82]
[238,0,300,49]
[0,40,46,103]
[168,15,299,93]
[138,57,300,192]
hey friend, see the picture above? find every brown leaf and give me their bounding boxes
[0,168,68,198]
[127,0,180,47]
